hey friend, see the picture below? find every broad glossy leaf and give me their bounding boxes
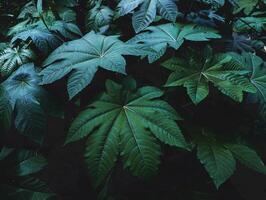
[2,63,49,144]
[40,31,138,99]
[127,23,221,63]
[66,79,188,186]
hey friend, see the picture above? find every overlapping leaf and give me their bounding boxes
[233,0,259,15]
[65,79,188,187]
[11,29,61,54]
[234,17,266,32]
[162,46,256,104]
[195,132,266,188]
[231,52,266,118]
[117,0,179,33]
[127,23,221,63]
[0,148,55,200]
[0,46,35,77]
[87,3,114,33]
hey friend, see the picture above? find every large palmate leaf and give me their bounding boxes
[117,0,179,33]
[127,23,221,63]
[0,45,35,77]
[40,31,139,99]
[195,132,266,188]
[2,63,49,144]
[162,46,256,104]
[66,79,188,187]
[0,148,55,200]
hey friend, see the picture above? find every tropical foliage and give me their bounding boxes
[1,0,266,199]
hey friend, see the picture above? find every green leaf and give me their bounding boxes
[87,3,114,33]
[37,0,43,15]
[231,52,266,118]
[127,23,221,63]
[49,21,82,39]
[0,147,14,160]
[197,0,225,8]
[195,132,266,188]
[55,0,78,7]
[117,0,179,33]
[234,17,266,32]
[132,0,157,33]
[40,31,137,99]
[162,46,256,104]
[0,46,35,77]
[233,0,259,15]
[0,182,55,200]
[0,86,12,132]
[66,79,188,187]
[2,63,49,144]
[197,135,236,189]
[226,144,266,174]
[11,29,61,54]
[0,149,55,200]
[14,97,46,144]
[8,150,47,177]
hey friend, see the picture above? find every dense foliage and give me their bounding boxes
[1,0,266,199]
